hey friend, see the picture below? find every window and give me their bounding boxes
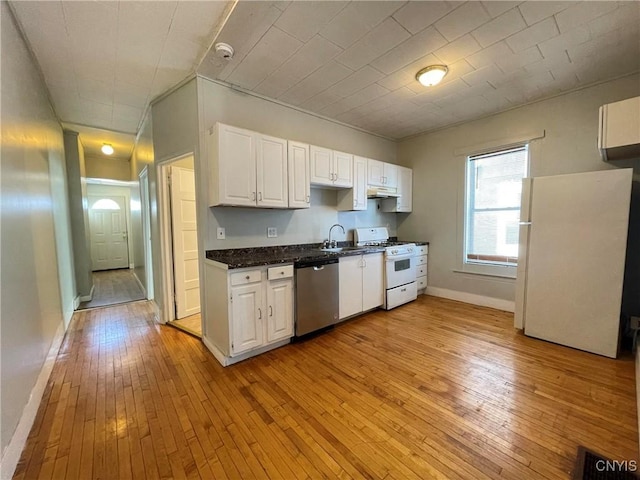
[91,198,121,210]
[465,146,528,268]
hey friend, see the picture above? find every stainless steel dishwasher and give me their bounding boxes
[294,257,339,336]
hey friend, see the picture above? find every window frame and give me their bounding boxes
[458,143,530,279]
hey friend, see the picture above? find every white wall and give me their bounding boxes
[196,77,398,249]
[0,1,72,468]
[397,73,640,303]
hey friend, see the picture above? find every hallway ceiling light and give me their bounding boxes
[416,65,448,87]
[101,143,114,155]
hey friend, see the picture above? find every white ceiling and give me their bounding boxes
[9,0,232,158]
[200,1,640,139]
[8,1,640,154]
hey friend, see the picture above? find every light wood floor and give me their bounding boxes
[170,313,202,338]
[79,269,145,310]
[14,296,637,479]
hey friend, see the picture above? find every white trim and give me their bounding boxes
[86,178,137,187]
[73,295,81,309]
[157,162,177,324]
[426,286,515,313]
[0,322,65,480]
[150,300,162,324]
[453,130,545,157]
[79,284,95,302]
[202,336,291,367]
[132,270,146,297]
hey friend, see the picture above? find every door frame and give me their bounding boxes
[157,153,199,324]
[139,166,154,300]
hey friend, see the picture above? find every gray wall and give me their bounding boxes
[0,1,73,456]
[64,131,93,298]
[85,155,131,181]
[397,73,640,303]
[197,77,398,250]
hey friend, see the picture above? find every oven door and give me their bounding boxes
[385,253,416,289]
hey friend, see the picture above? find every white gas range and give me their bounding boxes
[354,227,418,310]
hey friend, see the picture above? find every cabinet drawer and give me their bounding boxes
[415,255,427,266]
[416,265,427,277]
[230,269,262,286]
[417,276,427,290]
[268,264,293,280]
[416,245,428,255]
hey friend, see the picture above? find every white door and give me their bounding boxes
[231,283,263,355]
[367,159,384,186]
[333,151,353,188]
[339,255,363,319]
[89,195,129,270]
[216,124,256,206]
[519,169,633,358]
[170,166,200,319]
[397,167,413,212]
[362,253,384,311]
[288,141,310,209]
[383,163,398,188]
[256,134,288,208]
[266,278,294,342]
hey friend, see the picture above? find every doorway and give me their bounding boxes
[158,155,202,337]
[88,194,129,270]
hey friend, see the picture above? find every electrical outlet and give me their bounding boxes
[267,227,277,238]
[217,227,225,240]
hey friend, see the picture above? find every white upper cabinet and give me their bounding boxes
[288,141,310,209]
[208,123,288,208]
[367,159,398,188]
[598,96,640,161]
[310,145,353,188]
[382,166,412,213]
[337,155,367,211]
[256,134,288,208]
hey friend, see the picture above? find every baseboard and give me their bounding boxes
[150,300,162,324]
[129,263,134,269]
[73,295,81,309]
[131,271,147,298]
[79,284,95,302]
[426,286,515,312]
[0,321,66,479]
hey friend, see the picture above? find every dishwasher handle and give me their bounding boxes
[313,265,324,271]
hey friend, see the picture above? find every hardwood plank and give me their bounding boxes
[14,296,638,479]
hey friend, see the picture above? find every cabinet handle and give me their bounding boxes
[258,307,262,319]
[269,305,273,317]
[245,275,250,280]
[252,192,256,201]
[306,195,310,203]
[258,192,263,201]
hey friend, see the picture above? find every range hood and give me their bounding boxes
[367,186,400,198]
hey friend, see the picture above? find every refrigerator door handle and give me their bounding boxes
[519,222,532,225]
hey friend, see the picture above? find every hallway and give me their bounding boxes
[79,269,145,309]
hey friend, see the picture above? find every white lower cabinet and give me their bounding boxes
[205,261,294,361]
[339,253,384,319]
[415,245,428,294]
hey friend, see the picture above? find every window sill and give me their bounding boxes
[453,268,516,280]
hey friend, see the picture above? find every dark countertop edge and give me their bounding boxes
[205,245,387,269]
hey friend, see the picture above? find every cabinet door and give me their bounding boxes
[230,283,263,355]
[310,145,333,186]
[266,278,294,342]
[333,151,353,188]
[367,159,384,187]
[397,166,412,212]
[353,156,367,210]
[216,124,256,206]
[339,255,363,319]
[362,253,384,311]
[383,163,398,188]
[256,134,288,208]
[288,141,310,209]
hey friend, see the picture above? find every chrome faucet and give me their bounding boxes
[327,223,345,248]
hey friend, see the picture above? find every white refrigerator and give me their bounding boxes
[514,168,633,358]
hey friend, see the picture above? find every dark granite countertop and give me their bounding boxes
[205,242,385,269]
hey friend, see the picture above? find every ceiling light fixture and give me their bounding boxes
[416,65,449,87]
[101,144,114,155]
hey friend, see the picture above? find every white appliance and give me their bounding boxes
[354,227,417,310]
[515,168,633,358]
